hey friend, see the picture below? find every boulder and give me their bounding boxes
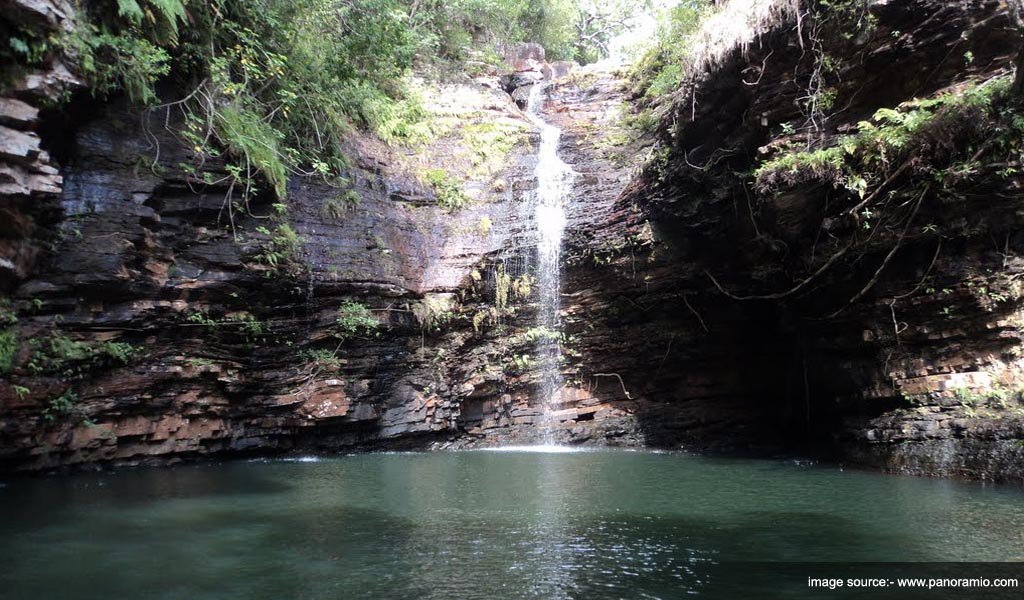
[550,61,578,79]
[508,42,546,64]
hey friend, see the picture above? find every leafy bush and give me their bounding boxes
[336,301,379,340]
[43,389,78,422]
[69,29,172,105]
[754,76,1014,193]
[27,334,139,376]
[34,0,424,202]
[627,1,710,108]
[322,190,360,220]
[8,0,646,208]
[255,223,304,269]
[423,168,470,211]
[215,104,289,199]
[299,348,344,370]
[0,329,16,375]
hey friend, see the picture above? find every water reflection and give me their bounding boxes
[1,451,1023,599]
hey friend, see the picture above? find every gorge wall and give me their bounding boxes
[2,0,1024,484]
[587,0,1024,481]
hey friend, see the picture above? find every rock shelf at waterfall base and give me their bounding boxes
[477,444,591,453]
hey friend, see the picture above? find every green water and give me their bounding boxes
[1,449,1023,599]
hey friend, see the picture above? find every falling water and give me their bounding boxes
[525,83,575,441]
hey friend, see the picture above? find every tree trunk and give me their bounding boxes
[1015,49,1024,97]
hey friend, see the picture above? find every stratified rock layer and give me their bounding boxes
[611,0,1024,482]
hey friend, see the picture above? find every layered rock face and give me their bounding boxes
[0,13,644,470]
[0,11,558,467]
[0,0,77,289]
[595,0,1024,481]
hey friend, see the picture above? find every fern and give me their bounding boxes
[115,0,187,42]
[147,0,188,41]
[215,104,289,199]
[116,0,145,23]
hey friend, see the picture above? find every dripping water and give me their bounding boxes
[525,83,575,442]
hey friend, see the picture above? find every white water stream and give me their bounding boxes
[525,83,575,441]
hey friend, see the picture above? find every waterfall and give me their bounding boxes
[525,83,575,442]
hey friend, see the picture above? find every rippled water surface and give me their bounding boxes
[2,449,1023,599]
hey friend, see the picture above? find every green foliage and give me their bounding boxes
[527,0,579,60]
[951,384,1020,411]
[43,389,78,422]
[40,0,425,202]
[187,310,267,342]
[522,326,564,343]
[494,264,534,312]
[215,104,289,199]
[755,146,847,191]
[322,190,360,220]
[423,168,470,211]
[412,295,456,332]
[645,63,683,99]
[462,121,528,175]
[0,300,17,375]
[224,313,267,340]
[27,334,139,377]
[406,0,581,63]
[69,29,171,105]
[755,76,1015,193]
[353,85,433,146]
[627,1,710,109]
[114,0,189,41]
[49,1,188,104]
[0,329,17,375]
[0,300,18,326]
[504,353,534,372]
[3,29,52,72]
[186,310,219,328]
[620,108,660,134]
[255,222,304,270]
[472,307,501,332]
[9,0,647,209]
[335,301,379,340]
[299,348,343,370]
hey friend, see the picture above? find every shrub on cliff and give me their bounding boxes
[753,76,1020,197]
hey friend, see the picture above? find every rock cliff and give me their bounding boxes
[594,0,1024,481]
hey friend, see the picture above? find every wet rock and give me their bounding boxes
[510,85,535,108]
